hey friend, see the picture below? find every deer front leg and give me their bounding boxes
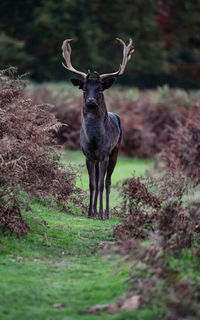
[105,175,111,219]
[93,162,99,216]
[86,159,95,218]
[105,147,119,219]
[98,158,109,220]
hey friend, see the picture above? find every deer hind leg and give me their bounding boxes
[98,158,109,220]
[105,147,119,219]
[93,162,99,216]
[86,159,95,218]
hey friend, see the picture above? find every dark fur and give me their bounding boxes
[71,77,122,219]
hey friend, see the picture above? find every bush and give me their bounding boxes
[113,170,199,252]
[113,238,200,320]
[0,68,76,235]
[162,102,200,181]
[111,171,200,319]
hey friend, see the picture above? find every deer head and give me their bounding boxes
[62,38,134,108]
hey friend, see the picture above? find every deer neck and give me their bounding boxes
[82,94,108,122]
[82,94,109,142]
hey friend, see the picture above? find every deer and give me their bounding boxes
[62,38,134,219]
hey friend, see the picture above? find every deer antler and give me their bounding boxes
[95,38,134,80]
[62,39,88,79]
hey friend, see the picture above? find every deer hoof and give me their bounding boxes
[98,213,104,220]
[88,211,93,218]
[105,212,110,220]
[93,210,97,216]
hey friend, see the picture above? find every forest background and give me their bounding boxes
[0,0,200,88]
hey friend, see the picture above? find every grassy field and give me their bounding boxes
[0,152,160,320]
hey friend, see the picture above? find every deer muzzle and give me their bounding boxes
[86,97,98,107]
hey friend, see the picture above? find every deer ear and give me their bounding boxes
[101,77,116,91]
[71,78,84,89]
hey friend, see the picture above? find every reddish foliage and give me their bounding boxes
[113,172,200,252]
[51,99,82,149]
[162,102,200,181]
[109,92,189,158]
[123,177,161,209]
[113,177,160,239]
[111,168,200,316]
[0,68,75,235]
[113,238,200,320]
[0,196,29,235]
[26,86,82,150]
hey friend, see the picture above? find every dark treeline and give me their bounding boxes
[0,0,200,87]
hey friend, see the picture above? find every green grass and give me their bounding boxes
[0,204,128,320]
[0,152,160,320]
[0,205,161,320]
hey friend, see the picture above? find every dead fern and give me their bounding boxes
[0,68,76,235]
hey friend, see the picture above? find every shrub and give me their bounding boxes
[0,68,76,235]
[162,102,200,181]
[113,238,200,320]
[113,171,199,252]
[111,170,200,319]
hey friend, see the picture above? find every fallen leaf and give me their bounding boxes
[86,295,142,314]
[120,295,141,311]
[98,241,113,249]
[107,303,119,313]
[16,256,24,261]
[87,304,109,314]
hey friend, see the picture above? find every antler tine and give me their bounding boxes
[116,38,134,74]
[86,69,91,80]
[99,38,134,80]
[94,71,100,79]
[62,39,88,79]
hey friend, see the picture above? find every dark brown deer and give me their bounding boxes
[62,38,134,219]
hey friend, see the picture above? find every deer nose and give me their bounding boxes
[87,97,95,104]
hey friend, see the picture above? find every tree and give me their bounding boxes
[0,0,199,87]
